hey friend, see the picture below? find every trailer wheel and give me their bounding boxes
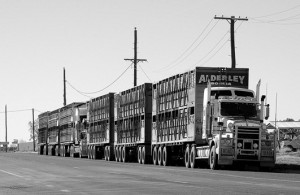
[152,146,158,165]
[157,146,162,166]
[184,145,190,168]
[122,146,126,163]
[70,146,74,158]
[91,146,94,159]
[104,146,108,161]
[190,146,196,168]
[209,145,218,170]
[141,146,146,164]
[162,146,168,166]
[107,146,112,161]
[114,146,118,162]
[138,146,142,164]
[118,146,122,162]
[87,146,91,159]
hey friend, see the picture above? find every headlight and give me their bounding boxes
[226,139,231,145]
[253,143,258,149]
[237,142,243,148]
[228,123,234,131]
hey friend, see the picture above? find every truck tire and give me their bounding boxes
[104,146,108,161]
[152,146,158,165]
[209,145,218,170]
[157,146,163,166]
[107,146,112,161]
[115,146,118,162]
[138,146,142,164]
[190,146,196,168]
[70,146,74,158]
[118,146,122,162]
[162,146,168,166]
[91,146,94,160]
[142,146,148,164]
[122,146,126,163]
[185,145,190,168]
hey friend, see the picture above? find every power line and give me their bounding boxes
[66,81,94,98]
[138,64,152,82]
[191,30,229,68]
[67,62,133,95]
[252,5,300,19]
[198,21,245,67]
[154,18,217,72]
[0,108,43,114]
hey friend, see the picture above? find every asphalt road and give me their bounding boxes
[1,152,300,195]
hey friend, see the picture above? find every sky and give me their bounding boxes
[0,0,299,143]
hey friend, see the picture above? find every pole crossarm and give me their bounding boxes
[214,16,248,21]
[124,59,147,62]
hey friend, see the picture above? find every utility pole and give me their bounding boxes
[214,16,248,68]
[63,67,66,106]
[5,105,7,152]
[32,108,35,152]
[124,27,147,87]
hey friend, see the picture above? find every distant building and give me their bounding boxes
[267,121,300,150]
[18,142,34,152]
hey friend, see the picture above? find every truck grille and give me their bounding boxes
[237,127,259,139]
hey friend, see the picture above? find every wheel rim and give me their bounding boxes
[162,147,167,166]
[185,146,190,168]
[138,147,142,164]
[122,147,126,163]
[158,146,162,166]
[190,147,195,168]
[152,146,157,165]
[107,147,111,161]
[141,147,145,164]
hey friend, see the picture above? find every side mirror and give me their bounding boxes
[260,95,266,122]
[265,104,270,120]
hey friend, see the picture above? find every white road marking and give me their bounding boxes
[0,169,23,178]
[60,189,71,192]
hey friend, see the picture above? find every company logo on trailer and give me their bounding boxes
[198,74,246,86]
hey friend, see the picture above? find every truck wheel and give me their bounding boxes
[162,146,168,166]
[118,147,122,162]
[152,146,158,165]
[107,146,112,161]
[185,145,190,168]
[104,146,108,161]
[138,146,142,164]
[209,145,218,170]
[141,146,146,164]
[70,146,74,158]
[190,146,196,168]
[157,146,163,166]
[115,146,119,162]
[91,146,94,160]
[122,147,126,163]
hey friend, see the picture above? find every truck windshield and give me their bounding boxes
[221,102,257,117]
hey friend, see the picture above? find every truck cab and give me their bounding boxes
[202,86,275,169]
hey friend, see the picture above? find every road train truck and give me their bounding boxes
[38,103,88,157]
[114,83,153,164]
[86,93,115,160]
[59,102,87,158]
[151,67,275,169]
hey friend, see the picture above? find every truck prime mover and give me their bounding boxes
[37,67,275,170]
